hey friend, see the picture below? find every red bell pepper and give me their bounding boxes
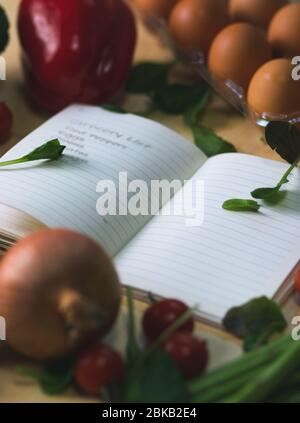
[18,0,136,112]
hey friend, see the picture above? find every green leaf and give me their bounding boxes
[265,121,300,165]
[222,199,260,212]
[101,104,127,114]
[223,297,287,352]
[192,125,236,157]
[251,160,297,204]
[25,139,66,161]
[0,5,9,54]
[124,349,190,403]
[153,83,209,115]
[251,187,281,200]
[16,357,74,395]
[127,62,171,94]
[0,139,65,168]
[184,90,211,127]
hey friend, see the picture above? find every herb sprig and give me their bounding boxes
[0,139,65,168]
[223,121,300,212]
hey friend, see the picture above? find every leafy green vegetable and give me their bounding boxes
[184,91,211,127]
[189,334,288,403]
[153,83,209,115]
[0,5,9,54]
[222,297,287,352]
[223,336,300,403]
[124,349,190,403]
[222,199,260,212]
[101,104,127,114]
[127,62,171,94]
[265,121,300,165]
[105,288,193,403]
[16,357,74,395]
[192,125,236,157]
[222,121,300,211]
[251,157,298,201]
[0,139,65,168]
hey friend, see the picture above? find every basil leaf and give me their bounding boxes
[222,199,260,212]
[127,62,171,94]
[265,121,300,165]
[223,297,287,352]
[192,125,236,157]
[153,83,209,115]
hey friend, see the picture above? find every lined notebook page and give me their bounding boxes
[115,153,300,322]
[0,104,205,257]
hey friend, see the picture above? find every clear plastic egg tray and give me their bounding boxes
[134,7,300,127]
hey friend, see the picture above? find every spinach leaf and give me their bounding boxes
[265,121,300,165]
[223,297,287,352]
[16,357,74,395]
[153,83,209,115]
[127,62,171,94]
[192,125,236,157]
[222,199,260,212]
[124,349,190,403]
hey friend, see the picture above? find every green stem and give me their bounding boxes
[126,287,140,363]
[144,308,197,357]
[188,335,288,397]
[0,157,29,167]
[194,370,260,403]
[222,337,300,403]
[276,156,300,190]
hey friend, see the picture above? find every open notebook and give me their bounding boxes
[0,104,299,324]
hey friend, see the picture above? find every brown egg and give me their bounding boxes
[247,59,300,117]
[134,0,179,19]
[268,4,300,58]
[208,23,272,92]
[229,0,287,29]
[168,0,229,55]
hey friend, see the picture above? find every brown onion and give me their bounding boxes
[0,229,121,360]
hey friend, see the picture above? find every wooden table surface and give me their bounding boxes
[0,0,299,403]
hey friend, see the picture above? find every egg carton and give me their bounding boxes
[135,7,300,127]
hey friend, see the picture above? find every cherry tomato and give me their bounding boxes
[142,299,195,343]
[162,332,209,380]
[295,266,300,294]
[0,102,13,144]
[75,342,125,396]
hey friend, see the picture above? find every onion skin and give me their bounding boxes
[0,229,121,360]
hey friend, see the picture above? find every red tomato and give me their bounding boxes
[162,332,209,380]
[295,266,300,294]
[75,342,125,396]
[0,102,13,144]
[142,299,195,342]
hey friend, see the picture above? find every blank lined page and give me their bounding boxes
[115,153,300,322]
[0,104,205,257]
